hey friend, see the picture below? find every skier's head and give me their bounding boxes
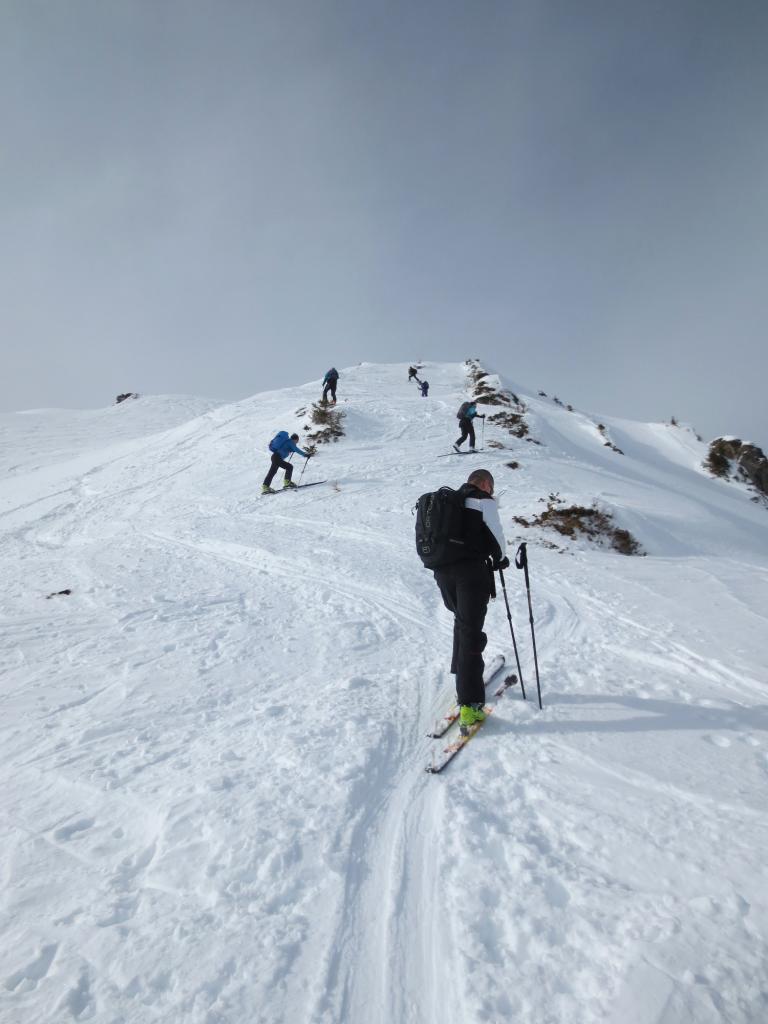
[290,433,299,442]
[467,468,494,496]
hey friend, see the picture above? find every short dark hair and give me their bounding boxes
[467,468,494,491]
[290,433,299,441]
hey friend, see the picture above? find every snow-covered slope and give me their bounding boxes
[1,362,766,1024]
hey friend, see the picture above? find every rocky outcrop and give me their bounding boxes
[465,359,533,441]
[704,438,768,498]
[116,393,139,404]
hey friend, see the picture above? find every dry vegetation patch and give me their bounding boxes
[303,401,346,445]
[513,494,642,555]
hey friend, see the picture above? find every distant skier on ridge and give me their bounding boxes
[420,380,429,398]
[322,367,339,404]
[262,431,311,494]
[454,400,484,452]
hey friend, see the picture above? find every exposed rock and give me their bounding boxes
[464,359,533,440]
[116,392,139,404]
[739,443,768,495]
[704,438,768,498]
[596,422,624,455]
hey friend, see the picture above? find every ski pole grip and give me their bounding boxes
[515,542,531,588]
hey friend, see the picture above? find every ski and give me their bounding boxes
[261,480,327,496]
[426,708,494,773]
[425,671,518,774]
[436,450,481,458]
[427,654,506,738]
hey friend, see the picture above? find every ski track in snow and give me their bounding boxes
[1,363,767,1024]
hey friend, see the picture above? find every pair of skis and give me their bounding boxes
[425,655,517,774]
[261,480,327,496]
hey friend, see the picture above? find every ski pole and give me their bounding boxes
[298,455,310,485]
[515,542,542,709]
[481,416,485,450]
[498,567,526,700]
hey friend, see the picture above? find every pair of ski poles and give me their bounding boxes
[498,542,542,710]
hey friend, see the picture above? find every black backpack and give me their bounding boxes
[457,401,472,419]
[414,486,467,569]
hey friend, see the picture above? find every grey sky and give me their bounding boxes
[2,1,767,444]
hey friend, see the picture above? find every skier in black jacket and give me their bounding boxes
[433,468,508,726]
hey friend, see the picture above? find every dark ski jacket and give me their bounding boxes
[323,368,339,383]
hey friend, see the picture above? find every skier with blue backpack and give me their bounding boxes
[262,431,311,494]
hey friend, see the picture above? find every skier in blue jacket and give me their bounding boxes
[262,432,311,494]
[454,401,485,452]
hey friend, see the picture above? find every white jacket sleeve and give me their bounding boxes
[482,498,506,558]
[464,495,507,562]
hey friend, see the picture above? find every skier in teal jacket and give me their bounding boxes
[454,402,485,452]
[322,368,339,404]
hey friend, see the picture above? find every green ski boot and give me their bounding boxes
[459,703,487,727]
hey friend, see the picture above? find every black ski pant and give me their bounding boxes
[322,381,337,402]
[264,452,293,487]
[455,417,475,448]
[434,559,492,706]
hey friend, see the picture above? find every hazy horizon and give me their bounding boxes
[2,1,767,445]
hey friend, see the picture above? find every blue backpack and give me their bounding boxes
[268,431,290,453]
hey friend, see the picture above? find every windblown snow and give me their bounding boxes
[1,362,766,1024]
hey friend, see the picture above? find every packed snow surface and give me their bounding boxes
[1,362,767,1024]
